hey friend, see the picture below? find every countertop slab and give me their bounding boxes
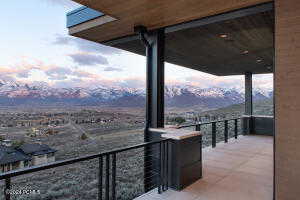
[149,127,202,140]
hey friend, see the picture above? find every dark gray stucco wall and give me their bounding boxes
[243,115,274,136]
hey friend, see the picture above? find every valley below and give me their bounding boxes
[0,80,273,200]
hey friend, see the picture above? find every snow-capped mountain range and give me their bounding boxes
[0,80,273,108]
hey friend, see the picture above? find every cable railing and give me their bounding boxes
[0,139,170,200]
[179,117,242,148]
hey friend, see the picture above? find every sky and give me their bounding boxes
[0,0,273,91]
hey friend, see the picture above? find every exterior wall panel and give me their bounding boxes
[32,155,48,166]
[275,0,300,199]
[253,116,273,135]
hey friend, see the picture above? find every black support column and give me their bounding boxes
[245,72,253,116]
[148,29,165,129]
[244,72,253,134]
[140,28,165,138]
[136,27,165,192]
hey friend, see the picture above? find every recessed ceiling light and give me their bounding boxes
[220,34,228,38]
[242,50,249,54]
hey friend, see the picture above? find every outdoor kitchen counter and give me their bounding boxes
[148,127,203,190]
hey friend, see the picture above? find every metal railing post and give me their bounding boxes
[158,143,162,194]
[234,119,238,139]
[162,141,166,192]
[112,153,116,200]
[196,124,201,131]
[224,120,228,143]
[165,141,169,190]
[98,156,103,200]
[212,122,216,148]
[5,178,11,200]
[199,136,203,178]
[105,155,110,200]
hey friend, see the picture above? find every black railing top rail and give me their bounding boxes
[179,117,242,129]
[0,138,170,180]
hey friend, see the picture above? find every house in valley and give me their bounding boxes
[18,143,57,166]
[0,141,57,173]
[0,145,31,173]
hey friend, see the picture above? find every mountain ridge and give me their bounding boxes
[0,80,273,108]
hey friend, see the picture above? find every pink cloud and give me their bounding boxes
[0,59,74,81]
[68,52,108,66]
[0,57,273,91]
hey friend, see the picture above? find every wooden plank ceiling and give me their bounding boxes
[110,11,274,76]
[71,0,272,43]
[164,10,274,75]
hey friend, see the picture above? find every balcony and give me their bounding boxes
[135,135,273,200]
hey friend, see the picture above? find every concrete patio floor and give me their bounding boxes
[135,135,273,200]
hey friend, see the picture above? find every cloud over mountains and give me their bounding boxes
[69,53,108,66]
[53,35,121,55]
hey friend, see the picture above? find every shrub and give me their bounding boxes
[80,133,88,140]
[12,140,25,148]
[170,116,186,125]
